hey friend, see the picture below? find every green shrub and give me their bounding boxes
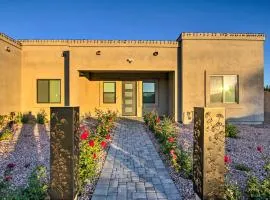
[79,137,103,189]
[0,115,8,129]
[36,110,47,124]
[234,163,251,172]
[225,124,239,138]
[225,183,242,200]
[0,166,48,200]
[20,166,48,199]
[246,175,270,199]
[21,113,29,124]
[0,129,13,141]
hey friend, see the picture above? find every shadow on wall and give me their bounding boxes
[264,91,270,123]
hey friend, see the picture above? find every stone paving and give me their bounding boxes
[92,119,180,200]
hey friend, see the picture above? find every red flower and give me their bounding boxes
[93,153,97,159]
[156,117,160,123]
[224,155,232,164]
[89,140,95,147]
[257,146,263,153]
[106,134,111,140]
[7,163,15,169]
[172,153,177,160]
[80,130,89,140]
[4,176,12,181]
[168,137,175,143]
[170,149,175,155]
[101,141,107,149]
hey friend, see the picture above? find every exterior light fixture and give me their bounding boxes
[5,46,10,52]
[126,58,134,63]
[96,50,101,55]
[153,51,158,56]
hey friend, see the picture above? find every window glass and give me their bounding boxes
[104,82,115,92]
[50,80,61,103]
[143,82,156,104]
[210,76,223,103]
[103,82,116,103]
[37,80,49,103]
[37,79,61,103]
[224,76,237,103]
[143,83,155,93]
[210,75,238,104]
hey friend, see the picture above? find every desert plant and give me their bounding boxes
[245,145,270,199]
[234,163,251,172]
[21,113,29,124]
[0,129,13,141]
[225,182,242,200]
[36,110,47,124]
[225,123,239,138]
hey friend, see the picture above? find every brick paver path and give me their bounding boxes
[92,119,180,200]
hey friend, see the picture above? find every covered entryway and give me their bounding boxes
[77,70,176,119]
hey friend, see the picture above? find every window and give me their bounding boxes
[103,82,116,103]
[143,82,156,104]
[210,75,238,103]
[37,79,61,103]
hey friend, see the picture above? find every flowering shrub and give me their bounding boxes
[224,155,242,200]
[79,109,117,191]
[143,111,192,178]
[0,165,48,199]
[245,145,270,199]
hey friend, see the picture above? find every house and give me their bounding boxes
[0,32,265,124]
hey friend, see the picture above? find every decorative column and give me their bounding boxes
[193,107,225,199]
[50,107,80,200]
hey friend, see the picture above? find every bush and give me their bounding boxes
[225,124,239,138]
[0,129,13,141]
[0,166,48,199]
[21,113,29,124]
[36,110,47,124]
[225,183,242,200]
[79,109,117,191]
[144,111,193,178]
[246,175,270,199]
[234,163,251,172]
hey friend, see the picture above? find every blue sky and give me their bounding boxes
[0,0,269,85]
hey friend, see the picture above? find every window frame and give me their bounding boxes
[103,82,116,104]
[143,81,156,104]
[210,75,239,104]
[37,79,61,104]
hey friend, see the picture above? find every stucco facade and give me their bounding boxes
[0,32,266,124]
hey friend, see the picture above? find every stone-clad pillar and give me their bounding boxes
[50,107,80,200]
[193,107,225,199]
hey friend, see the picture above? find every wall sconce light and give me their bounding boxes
[153,51,158,56]
[96,50,101,55]
[126,58,134,63]
[5,46,11,52]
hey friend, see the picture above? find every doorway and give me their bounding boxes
[122,81,137,116]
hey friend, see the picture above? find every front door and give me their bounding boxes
[122,81,137,116]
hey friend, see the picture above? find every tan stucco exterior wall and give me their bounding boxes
[0,32,265,124]
[21,45,67,115]
[18,40,178,118]
[180,33,265,124]
[0,34,21,114]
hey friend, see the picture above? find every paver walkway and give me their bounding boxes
[92,119,180,200]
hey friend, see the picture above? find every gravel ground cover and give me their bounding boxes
[176,123,270,199]
[0,124,50,188]
[1,120,269,199]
